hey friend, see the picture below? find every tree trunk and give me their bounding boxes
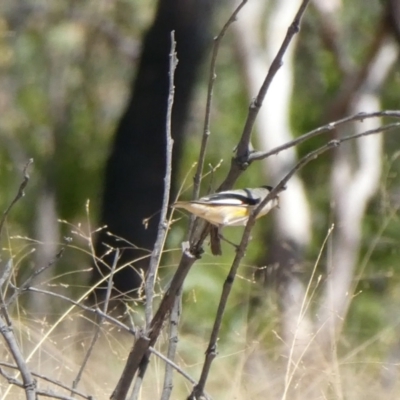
[92,0,216,301]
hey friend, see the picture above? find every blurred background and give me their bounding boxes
[1,0,400,399]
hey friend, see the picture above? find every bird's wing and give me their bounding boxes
[199,191,261,206]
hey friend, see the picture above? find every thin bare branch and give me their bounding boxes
[0,159,33,241]
[0,259,13,288]
[0,367,80,400]
[113,31,177,400]
[160,286,182,400]
[0,317,36,400]
[248,110,400,161]
[6,242,67,307]
[145,30,177,327]
[24,286,135,334]
[0,361,91,399]
[191,0,248,205]
[152,345,195,386]
[227,0,311,183]
[340,122,400,143]
[0,259,14,326]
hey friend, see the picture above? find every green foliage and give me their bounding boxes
[0,0,156,229]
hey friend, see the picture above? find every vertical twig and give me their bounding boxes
[0,158,36,400]
[127,31,177,400]
[0,259,14,324]
[0,159,33,241]
[144,30,177,329]
[0,259,14,342]
[0,259,13,290]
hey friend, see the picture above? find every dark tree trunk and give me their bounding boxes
[387,0,400,44]
[92,0,216,302]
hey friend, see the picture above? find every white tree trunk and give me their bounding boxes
[235,0,312,358]
[317,36,398,347]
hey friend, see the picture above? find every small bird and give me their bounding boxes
[173,185,284,254]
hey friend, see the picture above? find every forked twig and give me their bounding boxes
[221,0,311,189]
